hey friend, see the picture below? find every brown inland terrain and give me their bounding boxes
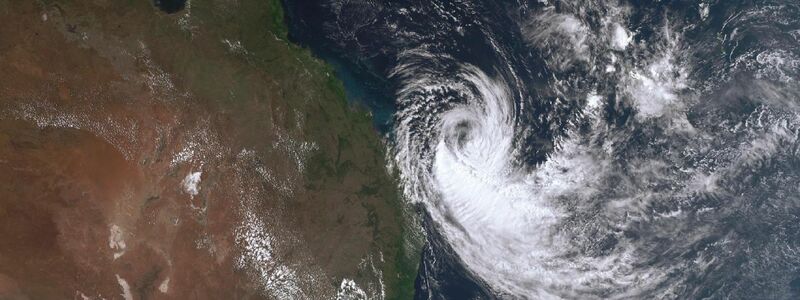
[0,0,419,299]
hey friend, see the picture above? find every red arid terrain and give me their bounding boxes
[0,0,420,299]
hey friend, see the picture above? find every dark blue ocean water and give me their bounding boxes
[282,1,495,297]
[282,0,397,132]
[282,0,800,298]
[154,0,186,14]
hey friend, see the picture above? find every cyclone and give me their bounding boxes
[288,0,800,298]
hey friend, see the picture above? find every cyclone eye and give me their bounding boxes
[454,120,473,148]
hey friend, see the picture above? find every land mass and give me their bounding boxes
[0,0,421,299]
